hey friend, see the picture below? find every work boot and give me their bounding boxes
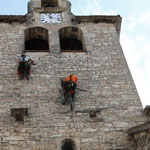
[26,72,30,80]
[19,74,23,80]
[61,92,66,105]
[62,100,66,105]
[26,75,30,80]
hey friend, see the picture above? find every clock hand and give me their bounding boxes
[50,16,61,21]
[48,14,61,19]
[48,16,57,19]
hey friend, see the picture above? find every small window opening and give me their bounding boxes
[24,27,49,51]
[89,110,96,118]
[61,139,76,150]
[41,0,58,7]
[59,26,86,52]
[11,108,28,122]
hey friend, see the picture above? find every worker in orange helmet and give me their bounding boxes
[61,75,78,107]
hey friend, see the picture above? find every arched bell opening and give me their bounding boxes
[24,27,49,51]
[59,26,86,52]
[41,0,58,7]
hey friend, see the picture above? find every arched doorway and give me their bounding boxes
[61,139,76,150]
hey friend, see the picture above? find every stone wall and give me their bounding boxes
[127,121,150,150]
[0,1,149,149]
[133,131,150,150]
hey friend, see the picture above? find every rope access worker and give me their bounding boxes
[17,53,35,80]
[61,75,78,106]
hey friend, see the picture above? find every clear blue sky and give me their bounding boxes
[0,0,150,107]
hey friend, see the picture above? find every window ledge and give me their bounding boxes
[61,50,86,53]
[25,50,49,52]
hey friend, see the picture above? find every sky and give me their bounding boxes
[0,0,150,107]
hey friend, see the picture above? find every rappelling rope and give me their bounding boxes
[86,51,94,110]
[36,56,44,150]
[86,51,102,148]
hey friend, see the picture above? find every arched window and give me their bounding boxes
[61,139,76,150]
[59,26,86,52]
[41,0,58,7]
[24,27,49,51]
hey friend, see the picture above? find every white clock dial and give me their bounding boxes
[40,13,62,23]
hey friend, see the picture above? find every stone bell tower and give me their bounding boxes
[0,0,149,150]
[27,0,74,24]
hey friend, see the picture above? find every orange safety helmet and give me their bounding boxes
[64,75,78,84]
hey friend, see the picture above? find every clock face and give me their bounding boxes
[40,13,62,23]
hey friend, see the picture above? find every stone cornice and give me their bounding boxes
[75,15,122,37]
[0,15,26,23]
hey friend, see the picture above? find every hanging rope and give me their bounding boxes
[22,64,28,149]
[23,71,26,125]
[25,55,45,150]
[86,52,95,110]
[86,51,103,150]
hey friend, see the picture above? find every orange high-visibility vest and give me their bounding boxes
[64,75,78,84]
